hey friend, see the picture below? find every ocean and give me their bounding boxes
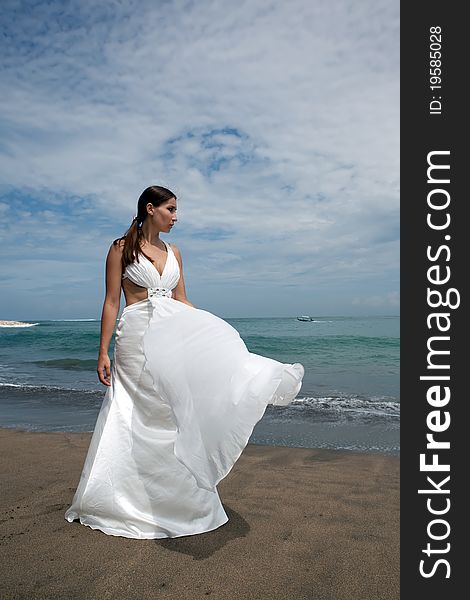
[0,316,399,455]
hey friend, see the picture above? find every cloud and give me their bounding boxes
[0,0,399,318]
[352,292,400,309]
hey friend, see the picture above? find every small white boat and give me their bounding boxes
[296,315,314,322]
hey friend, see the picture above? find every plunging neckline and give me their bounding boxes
[141,240,169,279]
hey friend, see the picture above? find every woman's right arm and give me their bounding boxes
[97,242,123,386]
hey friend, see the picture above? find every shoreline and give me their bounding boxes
[0,427,399,599]
[0,422,400,457]
[0,417,400,456]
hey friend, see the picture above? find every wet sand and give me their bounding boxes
[0,428,399,599]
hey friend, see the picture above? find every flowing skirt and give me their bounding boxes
[65,297,304,539]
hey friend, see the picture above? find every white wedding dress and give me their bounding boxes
[65,240,304,538]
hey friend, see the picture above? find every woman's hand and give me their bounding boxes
[97,352,111,386]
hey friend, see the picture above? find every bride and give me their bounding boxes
[65,185,305,539]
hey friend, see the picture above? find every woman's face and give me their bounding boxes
[147,198,177,232]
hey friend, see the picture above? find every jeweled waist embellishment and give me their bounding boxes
[148,287,172,299]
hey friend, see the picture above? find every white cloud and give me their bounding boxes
[352,291,400,309]
[0,0,399,318]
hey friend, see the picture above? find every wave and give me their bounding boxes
[49,319,98,322]
[0,382,101,394]
[296,319,335,323]
[310,320,334,323]
[0,422,96,433]
[246,334,399,346]
[0,321,39,328]
[269,394,400,420]
[243,335,400,358]
[32,358,97,371]
[0,384,104,409]
[298,395,399,414]
[0,382,399,421]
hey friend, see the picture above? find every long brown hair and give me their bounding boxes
[114,185,177,271]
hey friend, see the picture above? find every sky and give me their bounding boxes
[0,0,399,320]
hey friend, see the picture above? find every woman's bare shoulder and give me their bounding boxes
[110,238,125,253]
[112,237,125,249]
[106,238,125,263]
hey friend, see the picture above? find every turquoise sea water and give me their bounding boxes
[0,316,399,454]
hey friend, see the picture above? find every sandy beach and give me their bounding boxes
[0,428,399,599]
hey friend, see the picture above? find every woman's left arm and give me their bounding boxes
[170,244,196,308]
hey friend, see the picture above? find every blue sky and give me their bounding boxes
[0,0,399,319]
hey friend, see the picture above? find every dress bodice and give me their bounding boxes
[122,240,180,298]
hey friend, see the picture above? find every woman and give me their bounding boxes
[65,185,304,539]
